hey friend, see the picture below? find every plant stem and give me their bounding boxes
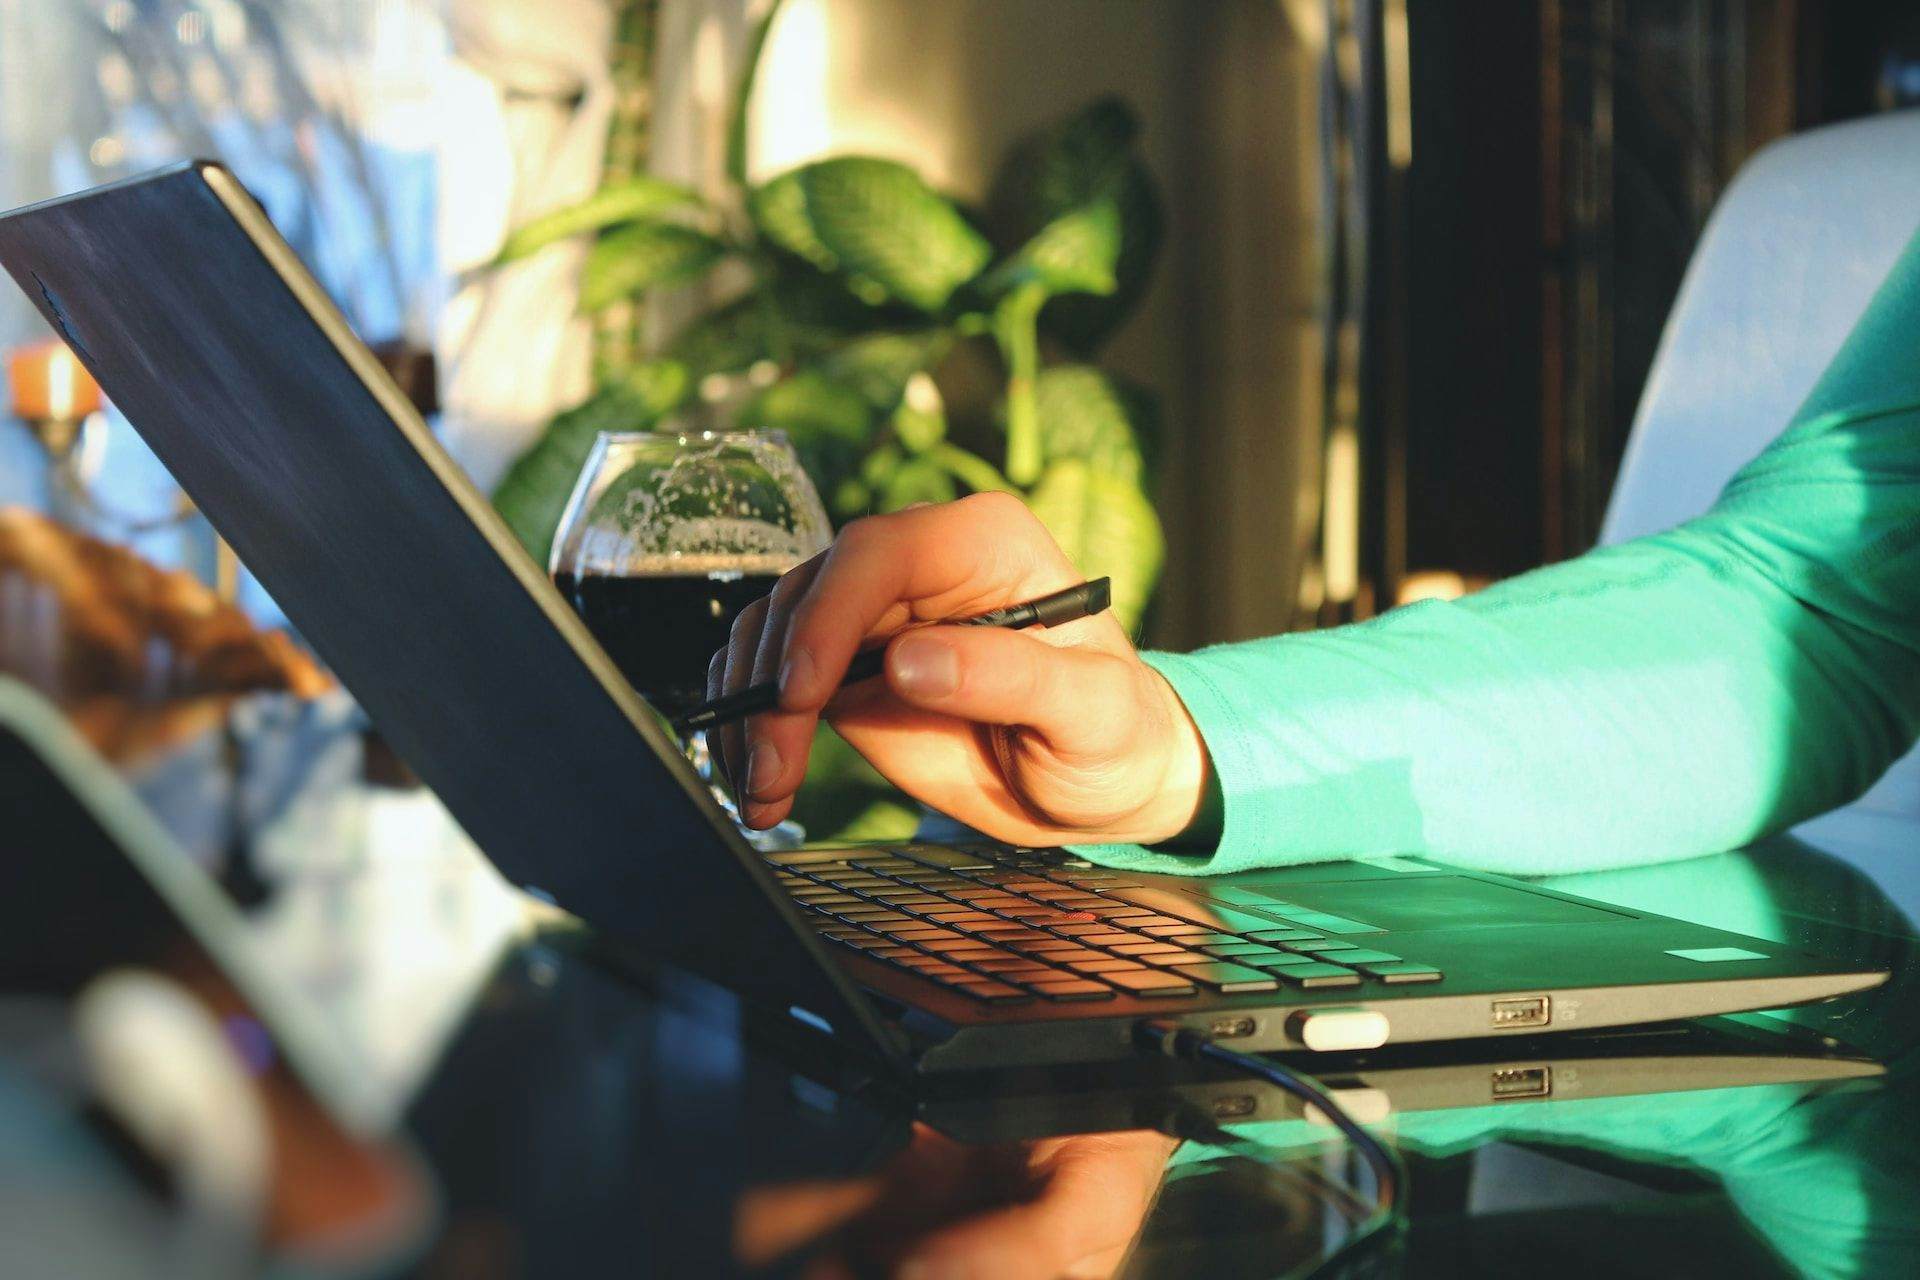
[993,283,1047,486]
[727,0,789,190]
[929,443,1016,495]
[593,0,663,386]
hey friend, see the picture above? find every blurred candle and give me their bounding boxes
[8,340,102,422]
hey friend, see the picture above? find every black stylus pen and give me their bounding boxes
[673,577,1113,734]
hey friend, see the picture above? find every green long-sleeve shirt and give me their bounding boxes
[1085,224,1920,878]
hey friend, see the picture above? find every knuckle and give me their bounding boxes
[836,515,881,550]
[728,599,766,643]
[768,572,807,610]
[960,489,1030,525]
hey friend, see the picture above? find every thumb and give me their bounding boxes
[882,626,1142,758]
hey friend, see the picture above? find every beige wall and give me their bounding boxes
[664,0,1322,649]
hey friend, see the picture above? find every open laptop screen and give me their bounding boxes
[0,163,895,1064]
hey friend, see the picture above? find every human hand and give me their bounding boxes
[710,493,1210,846]
[733,1124,1179,1279]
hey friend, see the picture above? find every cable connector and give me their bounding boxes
[1133,1016,1210,1061]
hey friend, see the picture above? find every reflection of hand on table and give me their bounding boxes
[736,1123,1178,1279]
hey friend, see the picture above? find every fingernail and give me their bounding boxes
[891,635,959,697]
[746,738,782,798]
[781,646,817,702]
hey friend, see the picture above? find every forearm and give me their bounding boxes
[1081,228,1920,878]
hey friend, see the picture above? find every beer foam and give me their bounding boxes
[613,553,803,579]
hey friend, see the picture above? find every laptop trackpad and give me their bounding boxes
[1214,875,1632,933]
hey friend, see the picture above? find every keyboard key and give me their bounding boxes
[1111,941,1182,955]
[1103,887,1292,934]
[1360,963,1442,984]
[1168,963,1280,993]
[1012,911,1100,926]
[898,958,968,976]
[916,910,1001,926]
[1073,931,1139,946]
[837,910,912,924]
[1087,907,1159,922]
[1043,895,1113,909]
[898,848,997,871]
[1244,929,1323,944]
[1331,949,1403,965]
[885,928,965,942]
[1023,946,1107,964]
[1049,922,1116,937]
[1296,940,1359,953]
[1069,958,1148,974]
[974,928,1057,943]
[922,939,1014,956]
[1140,924,1213,938]
[1027,980,1116,1002]
[1155,933,1244,947]
[971,958,1056,974]
[1201,944,1292,961]
[1101,970,1199,997]
[1271,963,1363,989]
[940,946,1023,962]
[1134,949,1212,966]
[954,981,1031,1003]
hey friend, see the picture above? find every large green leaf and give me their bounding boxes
[819,331,950,412]
[990,97,1164,354]
[737,370,878,507]
[979,199,1121,300]
[663,296,772,379]
[878,457,957,511]
[736,370,873,445]
[1025,459,1164,630]
[494,176,706,264]
[1034,364,1158,481]
[749,158,992,312]
[578,222,728,312]
[490,361,691,564]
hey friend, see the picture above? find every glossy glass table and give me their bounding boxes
[2,681,1914,1279]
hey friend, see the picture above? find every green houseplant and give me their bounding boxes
[491,2,1166,838]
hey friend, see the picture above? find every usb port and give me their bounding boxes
[1491,996,1551,1028]
[1210,1093,1259,1120]
[1208,1016,1257,1040]
[1491,1066,1552,1100]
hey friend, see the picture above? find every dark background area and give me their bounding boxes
[1384,0,1920,592]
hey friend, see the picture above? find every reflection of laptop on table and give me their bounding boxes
[0,163,1887,1075]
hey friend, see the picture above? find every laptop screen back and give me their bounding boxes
[0,164,892,1061]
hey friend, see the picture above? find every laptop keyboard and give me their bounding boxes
[769,845,1443,1006]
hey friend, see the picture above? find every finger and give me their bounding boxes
[777,493,1080,711]
[705,648,730,788]
[737,559,831,815]
[718,595,769,795]
[896,1133,1175,1280]
[882,626,1146,759]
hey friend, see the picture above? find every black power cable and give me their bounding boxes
[1134,1018,1405,1276]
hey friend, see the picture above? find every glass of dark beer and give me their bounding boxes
[549,429,831,843]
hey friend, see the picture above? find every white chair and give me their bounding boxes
[1599,109,1920,883]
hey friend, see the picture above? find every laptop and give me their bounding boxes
[0,163,1887,1074]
